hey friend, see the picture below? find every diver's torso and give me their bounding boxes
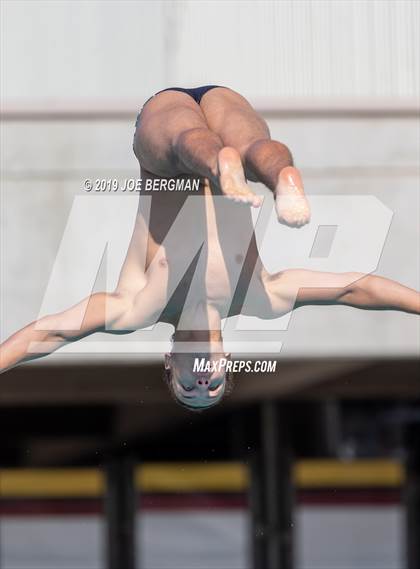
[132,170,266,322]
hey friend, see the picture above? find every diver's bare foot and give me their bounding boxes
[217,147,262,207]
[275,166,311,227]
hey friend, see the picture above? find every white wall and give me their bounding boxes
[296,505,405,569]
[169,0,420,98]
[2,0,418,103]
[1,506,404,569]
[1,1,166,102]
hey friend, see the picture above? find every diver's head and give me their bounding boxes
[164,349,233,411]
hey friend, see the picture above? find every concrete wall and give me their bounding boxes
[1,506,404,569]
[2,0,418,101]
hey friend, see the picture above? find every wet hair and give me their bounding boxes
[163,365,234,412]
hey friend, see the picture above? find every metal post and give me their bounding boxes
[322,400,341,457]
[104,457,137,569]
[249,451,267,569]
[262,401,294,569]
[250,402,294,569]
[405,423,420,569]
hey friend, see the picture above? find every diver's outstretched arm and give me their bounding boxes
[267,270,420,315]
[0,292,133,373]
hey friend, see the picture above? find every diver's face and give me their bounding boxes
[165,352,230,408]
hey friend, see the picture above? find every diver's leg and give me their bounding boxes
[134,90,260,206]
[200,87,310,226]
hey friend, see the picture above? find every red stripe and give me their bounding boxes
[0,489,401,516]
[141,494,248,510]
[297,489,401,506]
[0,495,247,516]
[0,499,104,516]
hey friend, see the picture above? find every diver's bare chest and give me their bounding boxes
[136,183,262,306]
